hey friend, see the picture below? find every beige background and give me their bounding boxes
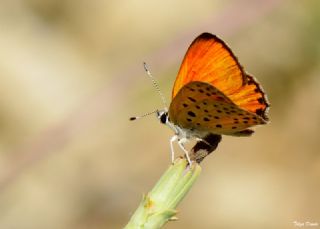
[0,0,319,228]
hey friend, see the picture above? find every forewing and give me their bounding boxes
[171,33,269,121]
[228,74,270,121]
[172,33,246,99]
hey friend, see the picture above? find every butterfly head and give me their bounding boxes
[156,108,184,138]
[156,109,169,125]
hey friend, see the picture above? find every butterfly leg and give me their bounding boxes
[177,139,192,166]
[170,135,178,163]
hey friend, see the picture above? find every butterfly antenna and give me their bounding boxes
[129,110,158,121]
[143,62,168,109]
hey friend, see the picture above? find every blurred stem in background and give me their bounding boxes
[124,158,201,229]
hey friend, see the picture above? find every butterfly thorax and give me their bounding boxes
[156,109,208,141]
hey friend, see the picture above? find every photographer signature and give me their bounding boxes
[293,221,319,227]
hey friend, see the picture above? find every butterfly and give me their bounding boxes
[154,33,269,164]
[132,32,269,165]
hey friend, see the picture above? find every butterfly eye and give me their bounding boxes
[156,110,168,124]
[160,112,168,124]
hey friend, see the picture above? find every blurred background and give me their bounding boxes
[0,0,319,228]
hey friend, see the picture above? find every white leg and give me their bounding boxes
[170,135,178,163]
[178,140,192,166]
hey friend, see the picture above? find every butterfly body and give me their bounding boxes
[155,32,269,164]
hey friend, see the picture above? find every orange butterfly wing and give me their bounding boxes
[169,81,266,136]
[172,33,269,121]
[228,74,269,121]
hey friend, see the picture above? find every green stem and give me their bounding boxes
[124,158,201,229]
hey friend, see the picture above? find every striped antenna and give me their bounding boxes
[129,110,158,121]
[143,62,168,109]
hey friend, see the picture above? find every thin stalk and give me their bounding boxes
[124,158,201,229]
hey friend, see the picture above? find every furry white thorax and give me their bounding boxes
[157,109,201,164]
[156,109,184,139]
[156,109,208,142]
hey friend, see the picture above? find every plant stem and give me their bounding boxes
[124,158,201,229]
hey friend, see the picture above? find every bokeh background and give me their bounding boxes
[0,0,319,228]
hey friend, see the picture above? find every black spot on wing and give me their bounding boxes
[188,111,196,117]
[188,97,196,102]
[256,108,263,116]
[258,97,264,104]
